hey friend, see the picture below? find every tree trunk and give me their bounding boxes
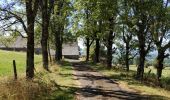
[156,52,164,86]
[136,43,145,80]
[26,1,36,79]
[94,38,100,63]
[55,1,63,62]
[55,29,62,61]
[41,0,49,70]
[26,21,34,79]
[125,43,129,71]
[41,32,49,70]
[59,26,63,60]
[107,18,114,69]
[48,41,52,64]
[107,31,113,69]
[86,37,90,62]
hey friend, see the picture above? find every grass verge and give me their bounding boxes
[0,61,76,100]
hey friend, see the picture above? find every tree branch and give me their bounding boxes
[146,39,152,55]
[0,8,28,33]
[33,0,40,18]
[2,28,27,38]
[129,52,138,60]
[89,39,94,46]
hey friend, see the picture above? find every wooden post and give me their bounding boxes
[13,60,17,80]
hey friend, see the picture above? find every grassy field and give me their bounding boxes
[0,50,76,100]
[0,50,41,76]
[130,65,170,78]
[90,63,170,99]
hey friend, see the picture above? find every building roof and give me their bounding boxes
[12,36,27,48]
[10,36,80,56]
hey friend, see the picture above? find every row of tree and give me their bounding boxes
[0,0,73,79]
[72,0,170,84]
[0,0,170,85]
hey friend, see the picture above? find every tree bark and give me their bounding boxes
[107,18,114,69]
[156,51,164,85]
[41,0,49,70]
[136,43,145,80]
[86,37,90,62]
[48,41,52,64]
[123,25,132,72]
[136,15,149,80]
[55,28,62,61]
[94,38,100,63]
[25,0,39,79]
[125,43,129,71]
[107,32,113,69]
[26,21,34,78]
[55,0,63,62]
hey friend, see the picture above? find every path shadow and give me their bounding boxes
[68,62,170,100]
[72,62,97,72]
[59,72,118,85]
[51,82,170,100]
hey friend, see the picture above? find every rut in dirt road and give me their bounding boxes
[72,62,148,100]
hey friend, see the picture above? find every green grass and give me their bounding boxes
[0,60,76,100]
[0,50,76,100]
[130,65,170,77]
[0,50,41,76]
[34,61,76,100]
[129,65,170,90]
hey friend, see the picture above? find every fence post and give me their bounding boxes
[13,60,17,80]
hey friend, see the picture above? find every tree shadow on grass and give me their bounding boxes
[48,82,169,100]
[53,61,170,100]
[70,62,170,100]
[48,86,76,100]
[59,60,72,66]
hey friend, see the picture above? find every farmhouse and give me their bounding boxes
[0,36,80,59]
[62,42,80,59]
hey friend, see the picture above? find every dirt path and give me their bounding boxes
[72,62,147,100]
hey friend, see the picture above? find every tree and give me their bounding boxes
[94,31,100,63]
[50,0,73,62]
[124,0,153,79]
[25,0,40,78]
[117,1,137,71]
[106,17,116,69]
[150,0,170,84]
[40,0,54,70]
[117,25,137,71]
[97,0,118,69]
[74,0,119,66]
[123,25,132,71]
[73,0,95,62]
[54,0,64,61]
